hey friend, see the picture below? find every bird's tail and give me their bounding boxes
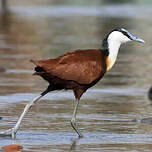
[30,59,46,75]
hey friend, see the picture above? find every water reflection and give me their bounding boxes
[1,0,8,14]
[69,138,78,152]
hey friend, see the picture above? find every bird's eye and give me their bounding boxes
[122,31,130,39]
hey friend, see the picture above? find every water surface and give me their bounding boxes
[0,1,152,152]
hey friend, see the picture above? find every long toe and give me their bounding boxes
[0,128,16,138]
[79,133,83,138]
[71,121,83,137]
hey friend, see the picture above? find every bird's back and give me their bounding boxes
[31,49,107,84]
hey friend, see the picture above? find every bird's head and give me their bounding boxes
[102,28,145,71]
[102,28,145,50]
[109,28,145,44]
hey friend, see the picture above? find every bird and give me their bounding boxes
[148,86,152,101]
[0,28,145,138]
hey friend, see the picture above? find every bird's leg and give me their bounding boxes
[70,99,83,138]
[0,89,49,138]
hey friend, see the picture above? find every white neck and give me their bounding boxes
[106,40,121,71]
[105,31,131,71]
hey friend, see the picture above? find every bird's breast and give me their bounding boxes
[105,56,116,71]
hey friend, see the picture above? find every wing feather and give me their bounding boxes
[31,49,106,84]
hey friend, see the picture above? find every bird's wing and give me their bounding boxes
[31,49,106,84]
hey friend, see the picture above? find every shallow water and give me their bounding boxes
[0,0,152,152]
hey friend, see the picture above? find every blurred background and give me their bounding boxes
[0,0,152,152]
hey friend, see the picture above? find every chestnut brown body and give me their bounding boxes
[31,49,107,100]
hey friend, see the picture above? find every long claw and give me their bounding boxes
[0,128,16,138]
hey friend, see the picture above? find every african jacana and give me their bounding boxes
[1,28,145,138]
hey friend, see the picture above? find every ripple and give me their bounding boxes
[1,131,152,146]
